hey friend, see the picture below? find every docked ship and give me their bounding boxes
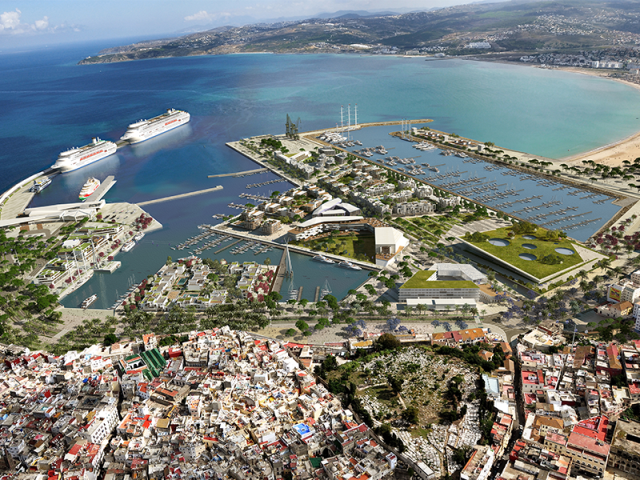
[30,177,51,193]
[121,108,190,144]
[338,260,362,270]
[52,138,117,173]
[79,177,100,200]
[313,254,335,264]
[81,294,97,309]
[121,241,135,252]
[134,232,145,242]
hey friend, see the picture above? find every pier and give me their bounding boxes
[201,225,379,272]
[214,239,241,254]
[84,175,116,202]
[272,249,288,294]
[137,185,223,206]
[208,168,268,178]
[226,141,302,187]
[494,195,543,209]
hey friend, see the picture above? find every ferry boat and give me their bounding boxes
[121,241,135,252]
[133,232,145,242]
[313,255,335,264]
[338,260,362,271]
[81,294,97,309]
[30,177,51,193]
[52,138,117,173]
[79,177,100,200]
[121,108,190,144]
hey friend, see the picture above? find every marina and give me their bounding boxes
[338,124,622,242]
[4,48,640,313]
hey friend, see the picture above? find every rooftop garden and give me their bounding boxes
[461,224,585,279]
[400,270,479,289]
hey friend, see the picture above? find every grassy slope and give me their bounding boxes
[465,227,584,279]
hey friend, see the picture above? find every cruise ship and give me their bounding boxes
[52,138,117,173]
[79,177,100,200]
[121,108,190,144]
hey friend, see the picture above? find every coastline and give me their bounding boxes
[78,48,640,169]
[525,64,640,168]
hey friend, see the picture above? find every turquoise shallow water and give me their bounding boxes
[2,43,640,307]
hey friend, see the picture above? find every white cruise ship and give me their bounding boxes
[121,108,190,144]
[52,138,117,173]
[79,177,100,200]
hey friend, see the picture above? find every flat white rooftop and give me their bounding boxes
[405,298,477,307]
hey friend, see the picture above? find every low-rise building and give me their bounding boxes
[609,419,640,475]
[399,264,488,308]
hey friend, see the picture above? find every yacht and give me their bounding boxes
[81,294,97,309]
[338,260,362,270]
[313,254,335,264]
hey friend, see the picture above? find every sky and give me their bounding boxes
[0,0,480,49]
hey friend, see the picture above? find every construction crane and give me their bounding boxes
[285,114,301,140]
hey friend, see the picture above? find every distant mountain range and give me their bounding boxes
[79,0,640,65]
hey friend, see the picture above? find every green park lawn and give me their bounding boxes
[300,233,376,263]
[463,227,584,279]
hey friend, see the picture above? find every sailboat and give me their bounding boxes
[288,275,298,301]
[320,279,332,298]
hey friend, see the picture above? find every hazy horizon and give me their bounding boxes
[0,0,502,50]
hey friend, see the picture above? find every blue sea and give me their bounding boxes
[2,41,640,308]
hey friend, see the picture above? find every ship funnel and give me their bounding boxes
[92,137,97,144]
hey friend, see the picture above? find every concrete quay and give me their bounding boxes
[206,223,380,271]
[226,141,303,187]
[0,172,51,221]
[84,175,116,202]
[299,118,434,138]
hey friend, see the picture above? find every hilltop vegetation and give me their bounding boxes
[79,0,640,64]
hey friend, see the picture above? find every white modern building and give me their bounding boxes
[374,227,410,267]
[398,263,488,308]
[436,263,488,284]
[312,198,361,217]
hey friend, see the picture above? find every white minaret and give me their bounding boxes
[340,105,344,131]
[355,104,358,128]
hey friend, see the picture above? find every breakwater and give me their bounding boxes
[137,185,223,206]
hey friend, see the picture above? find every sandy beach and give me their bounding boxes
[548,66,640,168]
